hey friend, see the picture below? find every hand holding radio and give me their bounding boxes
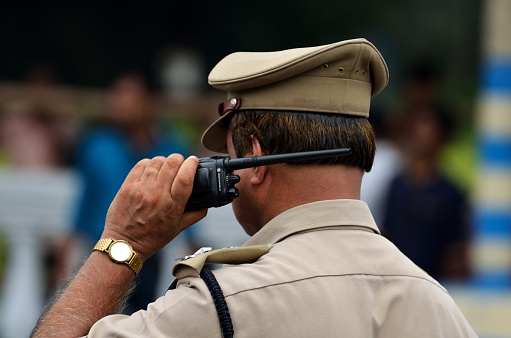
[103,155,207,261]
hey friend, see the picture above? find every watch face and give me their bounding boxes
[109,241,132,263]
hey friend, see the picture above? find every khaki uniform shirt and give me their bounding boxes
[88,199,477,337]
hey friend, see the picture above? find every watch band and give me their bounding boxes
[128,252,144,275]
[93,238,143,275]
[94,238,114,251]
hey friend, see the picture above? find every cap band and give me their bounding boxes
[227,75,371,117]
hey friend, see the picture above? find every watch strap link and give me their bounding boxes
[93,238,114,252]
[128,253,143,275]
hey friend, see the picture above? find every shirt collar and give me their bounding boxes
[243,199,380,247]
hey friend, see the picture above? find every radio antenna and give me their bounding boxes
[225,148,352,171]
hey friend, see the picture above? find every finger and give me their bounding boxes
[123,158,151,184]
[157,153,186,190]
[140,156,167,181]
[170,156,199,206]
[182,209,208,228]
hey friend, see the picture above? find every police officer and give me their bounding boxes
[32,38,476,337]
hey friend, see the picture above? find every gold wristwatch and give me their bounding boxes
[93,238,143,274]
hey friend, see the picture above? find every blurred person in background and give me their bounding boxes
[0,101,73,168]
[383,102,471,280]
[0,65,76,168]
[57,73,195,314]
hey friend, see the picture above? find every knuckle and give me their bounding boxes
[145,166,160,175]
[138,158,151,166]
[132,187,145,201]
[134,182,163,204]
[151,156,166,165]
[165,154,185,169]
[170,153,185,161]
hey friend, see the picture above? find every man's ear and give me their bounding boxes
[248,135,268,186]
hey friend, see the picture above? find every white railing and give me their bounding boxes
[0,169,81,338]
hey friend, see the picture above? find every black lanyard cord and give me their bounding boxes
[168,267,234,338]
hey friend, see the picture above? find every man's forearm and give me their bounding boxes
[31,251,136,337]
[31,155,206,337]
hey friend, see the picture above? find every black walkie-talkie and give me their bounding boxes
[185,148,351,210]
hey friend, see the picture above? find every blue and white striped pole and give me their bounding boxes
[473,0,511,289]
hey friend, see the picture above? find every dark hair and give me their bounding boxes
[229,110,376,172]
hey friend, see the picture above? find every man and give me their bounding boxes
[383,103,471,280]
[32,38,476,337]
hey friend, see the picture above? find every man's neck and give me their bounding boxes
[254,164,363,231]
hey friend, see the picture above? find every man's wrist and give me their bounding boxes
[93,238,143,274]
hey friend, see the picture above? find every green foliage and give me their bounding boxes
[440,128,477,194]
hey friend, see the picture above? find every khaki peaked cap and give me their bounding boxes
[202,38,389,152]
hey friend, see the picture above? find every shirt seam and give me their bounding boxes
[224,273,447,298]
[248,221,379,246]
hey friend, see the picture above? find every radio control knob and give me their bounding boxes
[226,187,239,199]
[226,174,241,186]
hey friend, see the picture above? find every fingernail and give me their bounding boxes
[187,155,198,161]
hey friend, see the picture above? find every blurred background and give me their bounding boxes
[0,0,509,337]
